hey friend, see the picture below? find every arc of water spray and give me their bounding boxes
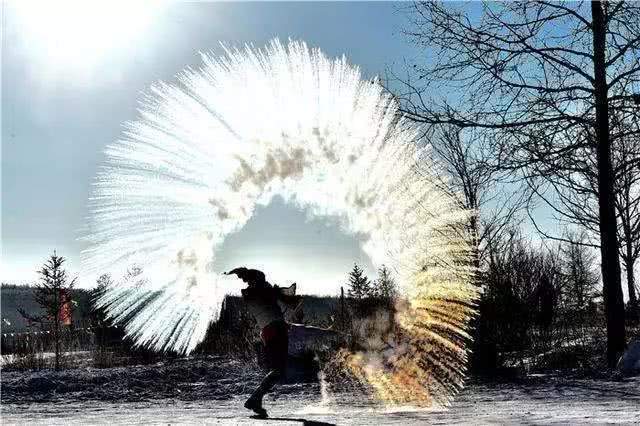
[82,39,478,407]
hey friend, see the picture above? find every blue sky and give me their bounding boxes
[2,1,429,292]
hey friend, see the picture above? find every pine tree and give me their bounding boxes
[92,273,113,349]
[19,251,76,370]
[346,263,371,300]
[375,265,396,301]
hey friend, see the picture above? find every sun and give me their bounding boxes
[10,1,164,76]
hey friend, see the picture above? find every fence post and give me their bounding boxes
[340,286,345,330]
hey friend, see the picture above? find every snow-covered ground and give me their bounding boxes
[2,357,639,425]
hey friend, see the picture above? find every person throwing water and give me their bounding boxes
[225,267,299,418]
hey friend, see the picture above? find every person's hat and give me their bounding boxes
[225,267,266,283]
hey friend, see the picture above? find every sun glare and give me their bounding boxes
[11,1,163,75]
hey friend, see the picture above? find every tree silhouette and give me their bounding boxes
[91,273,113,350]
[560,232,601,313]
[424,125,526,271]
[395,0,640,367]
[346,264,371,300]
[19,251,76,370]
[374,265,397,301]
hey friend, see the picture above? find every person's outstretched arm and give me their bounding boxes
[278,292,301,306]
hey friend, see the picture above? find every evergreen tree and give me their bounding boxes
[91,274,113,349]
[374,265,396,301]
[559,235,600,311]
[19,251,76,370]
[346,263,371,300]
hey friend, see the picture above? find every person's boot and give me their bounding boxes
[244,369,282,418]
[244,394,267,418]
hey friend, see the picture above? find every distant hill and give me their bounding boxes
[1,284,93,333]
[2,282,342,334]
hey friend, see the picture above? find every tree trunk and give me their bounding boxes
[592,0,627,367]
[54,319,60,370]
[625,255,638,321]
[622,193,638,319]
[627,265,638,301]
[469,214,481,272]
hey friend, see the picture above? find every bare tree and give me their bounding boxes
[395,0,640,367]
[476,227,562,369]
[426,125,526,269]
[612,105,640,317]
[558,231,601,311]
[521,103,640,317]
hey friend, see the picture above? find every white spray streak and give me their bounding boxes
[83,39,477,402]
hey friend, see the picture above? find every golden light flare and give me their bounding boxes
[332,259,478,407]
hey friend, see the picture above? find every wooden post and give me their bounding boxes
[340,286,345,330]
